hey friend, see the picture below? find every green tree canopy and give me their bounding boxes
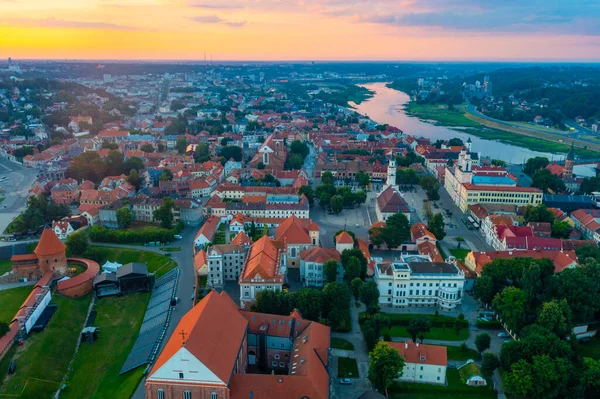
[368,341,405,392]
[116,207,133,228]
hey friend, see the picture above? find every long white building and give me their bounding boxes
[374,255,465,311]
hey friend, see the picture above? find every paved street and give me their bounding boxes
[311,199,371,249]
[0,159,38,235]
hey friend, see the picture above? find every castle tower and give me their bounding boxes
[564,142,575,179]
[386,158,397,188]
[308,221,320,246]
[35,228,68,275]
[466,136,472,153]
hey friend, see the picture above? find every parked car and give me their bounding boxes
[165,252,172,257]
[174,234,182,240]
[498,332,510,338]
[339,378,352,385]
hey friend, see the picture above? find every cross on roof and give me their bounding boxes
[179,329,188,347]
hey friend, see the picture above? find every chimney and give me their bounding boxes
[405,342,408,349]
[278,377,283,383]
[416,342,419,347]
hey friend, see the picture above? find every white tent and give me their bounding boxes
[102,260,123,273]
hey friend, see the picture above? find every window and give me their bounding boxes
[184,391,192,399]
[279,362,285,367]
[274,354,280,360]
[437,376,441,381]
[272,361,278,367]
[420,366,424,370]
[157,389,164,399]
[179,372,184,379]
[211,393,217,399]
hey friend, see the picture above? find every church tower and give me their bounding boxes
[386,158,397,188]
[564,142,575,179]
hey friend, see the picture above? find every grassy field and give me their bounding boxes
[381,325,469,341]
[62,292,150,399]
[87,245,176,277]
[0,258,13,275]
[337,357,359,379]
[0,293,92,397]
[405,103,480,128]
[3,214,23,235]
[0,286,33,325]
[449,249,471,261]
[389,369,496,399]
[446,345,480,361]
[331,338,354,351]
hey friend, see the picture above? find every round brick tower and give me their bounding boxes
[35,228,68,275]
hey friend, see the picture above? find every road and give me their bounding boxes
[0,159,38,235]
[124,226,197,399]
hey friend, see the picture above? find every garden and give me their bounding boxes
[337,357,359,379]
[388,369,496,399]
[83,245,177,278]
[362,312,470,342]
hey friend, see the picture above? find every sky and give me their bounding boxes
[1,0,600,61]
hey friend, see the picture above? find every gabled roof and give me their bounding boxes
[335,231,354,244]
[34,228,66,257]
[300,247,340,264]
[239,235,284,283]
[231,231,253,246]
[275,215,311,245]
[148,291,247,384]
[376,186,410,213]
[388,340,447,366]
[410,222,436,242]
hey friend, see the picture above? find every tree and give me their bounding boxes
[159,169,173,182]
[153,198,174,229]
[353,189,367,206]
[407,317,431,343]
[220,137,233,146]
[420,176,440,201]
[368,341,405,392]
[318,192,331,209]
[157,142,166,152]
[428,213,446,240]
[68,151,106,183]
[343,256,361,282]
[575,244,600,263]
[194,143,210,163]
[551,220,571,239]
[140,143,154,153]
[381,212,410,249]
[531,169,566,193]
[356,170,370,187]
[296,288,322,321]
[322,282,351,330]
[359,281,380,310]
[369,227,385,249]
[537,299,572,338]
[127,169,141,190]
[481,352,499,380]
[448,138,464,146]
[219,145,242,162]
[396,168,419,186]
[351,278,363,301]
[323,259,338,283]
[124,156,144,172]
[524,156,550,175]
[493,287,526,332]
[104,150,125,176]
[504,355,570,399]
[491,159,507,167]
[475,333,491,355]
[321,171,334,185]
[341,249,368,280]
[581,357,600,398]
[330,195,344,214]
[116,207,133,228]
[257,162,265,169]
[298,185,314,205]
[287,153,304,170]
[66,231,88,256]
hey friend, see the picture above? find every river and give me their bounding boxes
[351,82,555,163]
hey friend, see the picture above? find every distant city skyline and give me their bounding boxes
[1,0,600,61]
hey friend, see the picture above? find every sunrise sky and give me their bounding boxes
[1,0,599,61]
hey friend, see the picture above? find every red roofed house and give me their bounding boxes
[388,341,447,385]
[230,231,253,248]
[145,290,330,399]
[376,186,411,223]
[52,220,75,240]
[239,236,286,308]
[465,249,579,275]
[194,216,222,247]
[229,213,245,232]
[275,215,320,269]
[335,231,354,253]
[98,130,129,142]
[410,222,437,244]
[300,247,341,287]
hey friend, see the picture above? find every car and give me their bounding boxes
[477,317,490,322]
[498,332,510,338]
[356,223,360,227]
[165,252,172,257]
[174,234,182,240]
[339,378,352,385]
[467,225,474,230]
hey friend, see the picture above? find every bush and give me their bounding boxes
[383,333,392,342]
[358,312,369,325]
[88,225,176,244]
[0,321,9,338]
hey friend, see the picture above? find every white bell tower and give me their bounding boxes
[386,158,397,188]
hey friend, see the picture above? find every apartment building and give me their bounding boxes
[206,244,247,288]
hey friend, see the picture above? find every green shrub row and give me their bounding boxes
[88,224,182,244]
[476,319,503,329]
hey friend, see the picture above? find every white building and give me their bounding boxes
[374,255,465,311]
[299,247,340,287]
[388,341,447,385]
[206,244,247,288]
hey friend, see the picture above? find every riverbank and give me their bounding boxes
[403,101,600,158]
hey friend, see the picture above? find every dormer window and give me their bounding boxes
[420,356,426,361]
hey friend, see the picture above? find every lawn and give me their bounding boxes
[449,249,471,261]
[446,345,480,361]
[212,231,226,245]
[405,102,481,128]
[3,214,24,235]
[578,335,600,360]
[0,285,33,325]
[389,369,496,399]
[337,357,359,378]
[331,337,354,351]
[62,292,151,399]
[87,245,176,278]
[0,293,92,398]
[0,258,13,275]
[381,325,470,341]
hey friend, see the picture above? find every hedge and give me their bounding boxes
[88,224,181,244]
[359,312,469,329]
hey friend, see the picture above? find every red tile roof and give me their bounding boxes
[275,215,312,245]
[300,247,340,264]
[239,236,285,283]
[410,222,436,242]
[34,228,66,257]
[230,231,253,246]
[335,231,354,244]
[388,341,447,366]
